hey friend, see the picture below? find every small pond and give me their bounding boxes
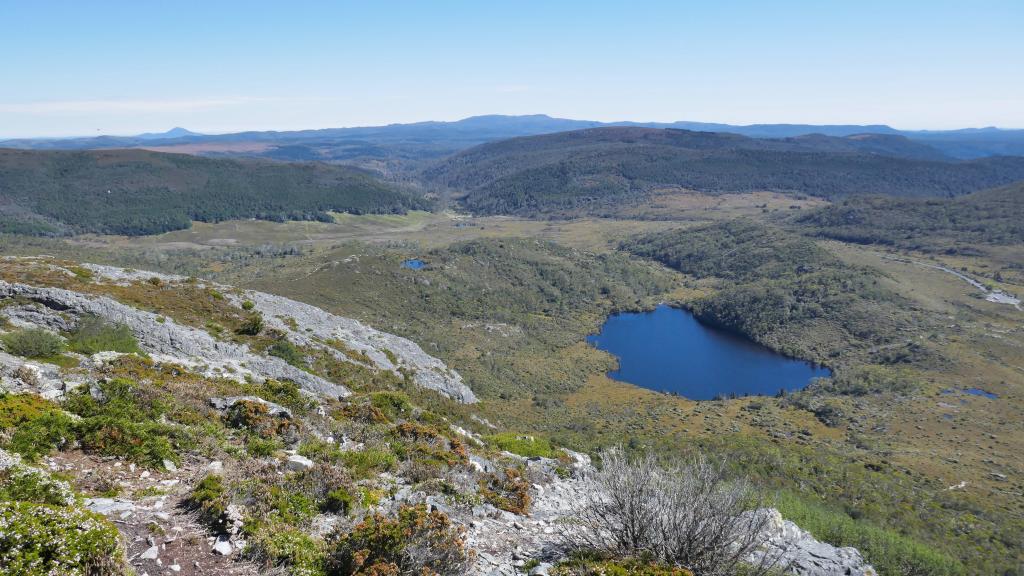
[587,304,831,400]
[401,259,426,270]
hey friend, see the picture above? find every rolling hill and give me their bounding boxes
[793,180,1024,249]
[422,127,1024,216]
[0,148,430,236]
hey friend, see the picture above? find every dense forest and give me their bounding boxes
[793,181,1024,249]
[622,220,929,366]
[423,127,1024,216]
[0,149,430,236]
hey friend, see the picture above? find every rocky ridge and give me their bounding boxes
[0,258,474,403]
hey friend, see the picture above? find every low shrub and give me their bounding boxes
[485,432,555,458]
[237,313,265,335]
[298,439,344,464]
[63,379,186,468]
[1,328,63,359]
[66,315,141,355]
[226,399,299,440]
[8,411,77,461]
[553,554,694,575]
[340,448,397,479]
[269,340,308,369]
[256,379,316,414]
[369,391,412,420]
[326,504,472,576]
[75,415,179,468]
[0,465,76,507]
[323,486,354,515]
[246,435,283,457]
[246,523,326,576]
[479,467,531,515]
[186,474,227,526]
[0,393,60,429]
[0,501,130,576]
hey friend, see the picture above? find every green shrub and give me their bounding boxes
[327,504,471,576]
[340,448,397,479]
[246,435,283,457]
[298,439,343,464]
[485,432,555,458]
[775,491,965,576]
[554,554,694,575]
[0,501,130,576]
[269,486,319,525]
[75,416,179,468]
[187,474,227,525]
[247,524,326,576]
[66,315,141,355]
[237,313,265,335]
[0,465,75,507]
[8,411,77,461]
[1,328,63,358]
[254,380,316,414]
[62,379,186,468]
[0,393,60,429]
[368,391,412,419]
[268,340,308,369]
[323,487,354,515]
[241,300,256,311]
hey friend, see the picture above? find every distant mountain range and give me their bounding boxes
[3,115,1023,162]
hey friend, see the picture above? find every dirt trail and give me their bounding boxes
[883,256,1022,311]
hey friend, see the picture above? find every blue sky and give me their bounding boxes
[1,0,1021,137]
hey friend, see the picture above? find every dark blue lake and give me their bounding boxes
[587,304,831,400]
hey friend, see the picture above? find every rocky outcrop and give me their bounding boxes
[0,281,348,398]
[386,450,877,576]
[81,263,476,403]
[749,509,877,576]
[237,287,476,403]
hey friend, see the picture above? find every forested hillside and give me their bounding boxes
[621,220,925,365]
[424,127,1024,216]
[0,149,430,236]
[793,181,1024,249]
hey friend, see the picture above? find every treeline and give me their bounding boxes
[0,149,431,236]
[793,182,1024,250]
[622,220,931,366]
[422,127,1024,216]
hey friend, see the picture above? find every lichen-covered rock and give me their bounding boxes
[401,451,876,576]
[0,280,348,399]
[747,508,878,576]
[209,395,293,419]
[237,287,477,403]
[0,352,68,399]
[81,263,476,403]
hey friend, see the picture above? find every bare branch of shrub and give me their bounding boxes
[569,446,787,576]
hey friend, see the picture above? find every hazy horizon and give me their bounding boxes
[4,112,1024,142]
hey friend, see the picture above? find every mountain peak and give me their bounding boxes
[135,127,201,140]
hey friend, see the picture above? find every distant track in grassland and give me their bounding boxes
[882,255,1022,311]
